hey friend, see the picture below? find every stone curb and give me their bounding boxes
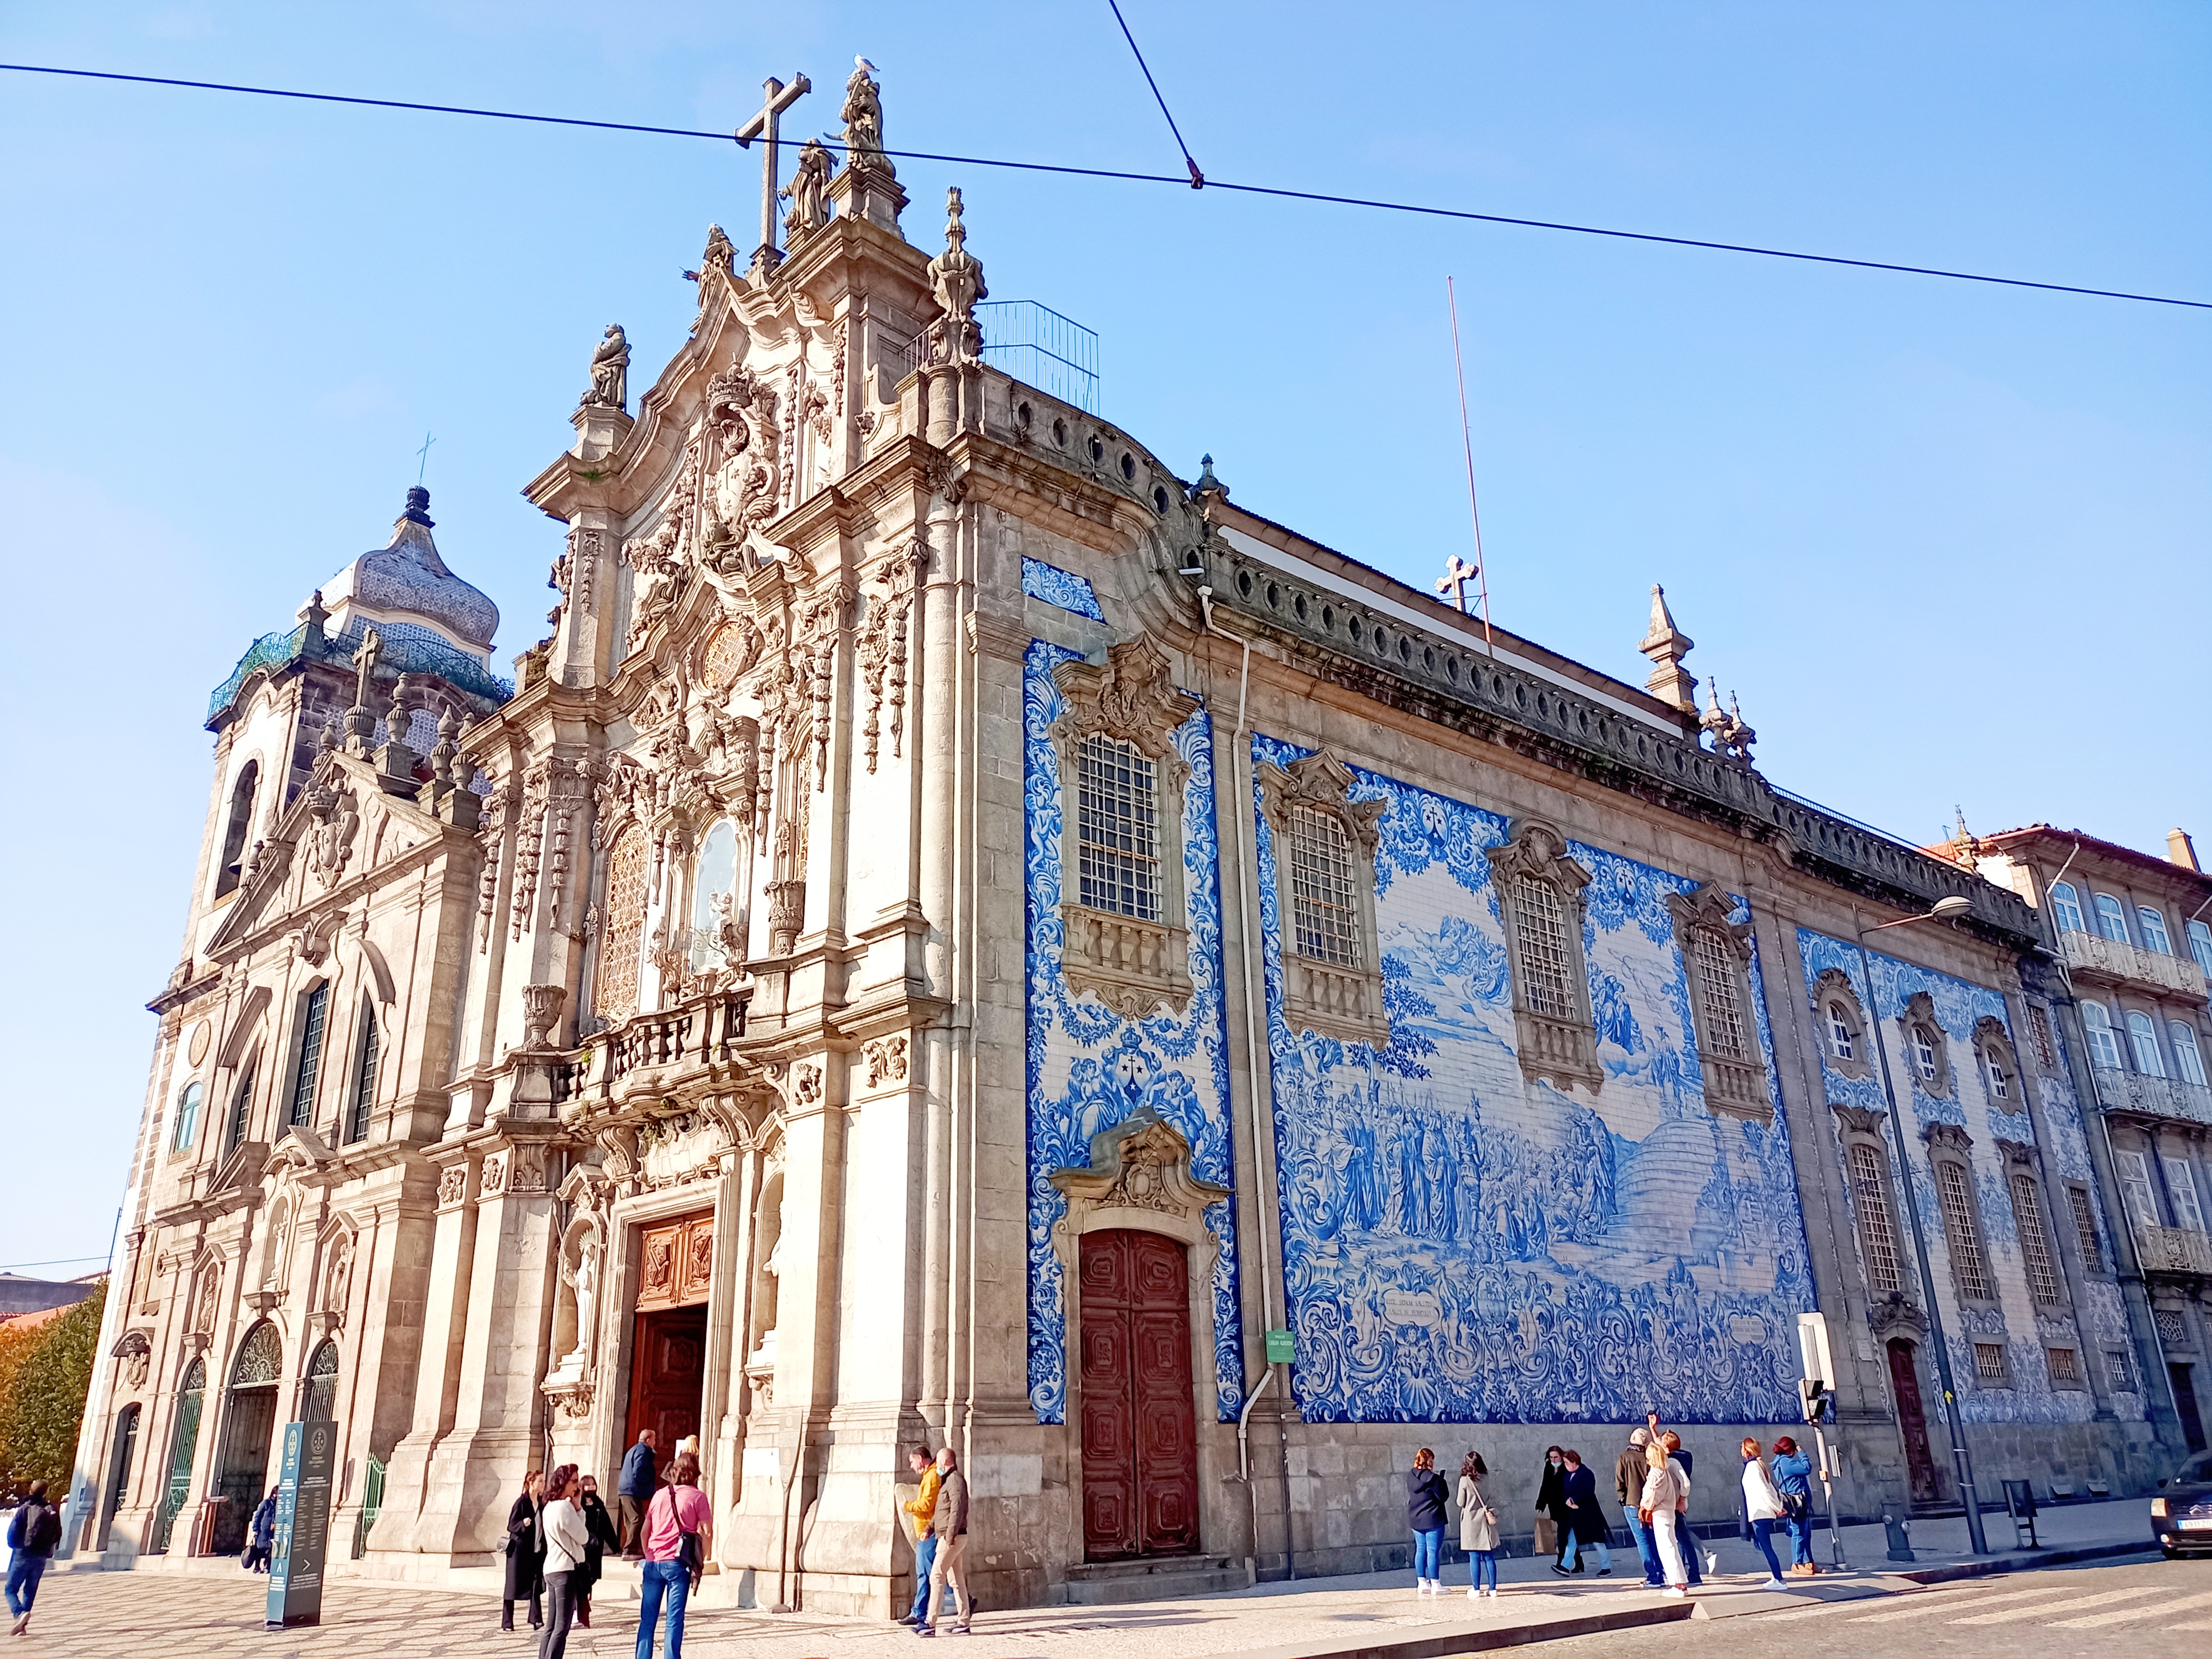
[1208,1601,1695,1659]
[1900,1538,2159,1584]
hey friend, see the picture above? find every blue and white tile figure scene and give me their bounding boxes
[1797,932,2137,1423]
[1023,641,1243,1425]
[1253,736,1817,1426]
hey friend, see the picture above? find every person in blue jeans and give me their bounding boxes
[1405,1448,1449,1594]
[637,1452,712,1659]
[1615,1431,1663,1585]
[1769,1437,1817,1572]
[6,1480,61,1638]
[899,1446,941,1627]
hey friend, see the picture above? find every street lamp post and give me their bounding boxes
[1856,894,1989,1556]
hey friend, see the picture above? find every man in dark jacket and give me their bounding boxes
[1615,1431,1663,1585]
[6,1480,62,1638]
[616,1429,658,1558]
[917,1448,972,1637]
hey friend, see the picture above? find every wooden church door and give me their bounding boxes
[1887,1338,1940,1503]
[1078,1229,1199,1561]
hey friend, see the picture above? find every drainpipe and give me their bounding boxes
[1197,585,1293,1579]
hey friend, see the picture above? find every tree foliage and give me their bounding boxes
[0,1282,107,1495]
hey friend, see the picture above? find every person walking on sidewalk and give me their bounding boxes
[243,1487,278,1572]
[1637,1442,1689,1598]
[617,1428,658,1558]
[637,1451,713,1659]
[4,1480,61,1638]
[1739,1439,1789,1590]
[1615,1431,1662,1585]
[539,1464,590,1659]
[503,1469,546,1631]
[917,1446,972,1637]
[574,1474,617,1628]
[1405,1448,1449,1594]
[1534,1445,1569,1567]
[898,1445,941,1627]
[1457,1453,1500,1600]
[1658,1432,1707,1585]
[1770,1437,1818,1574]
[1553,1450,1613,1577]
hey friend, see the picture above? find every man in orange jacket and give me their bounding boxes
[897,1446,941,1627]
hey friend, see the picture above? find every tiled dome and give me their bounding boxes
[319,487,499,653]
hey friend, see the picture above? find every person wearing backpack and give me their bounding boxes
[6,1480,62,1637]
[637,1451,712,1659]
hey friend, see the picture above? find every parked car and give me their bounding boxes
[2153,1452,2212,1559]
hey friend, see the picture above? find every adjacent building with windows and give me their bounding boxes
[66,66,2179,1604]
[1953,823,2212,1455]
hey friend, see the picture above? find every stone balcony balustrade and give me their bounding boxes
[2092,1062,2212,1128]
[2137,1223,2212,1277]
[550,984,754,1117]
[2060,927,2209,999]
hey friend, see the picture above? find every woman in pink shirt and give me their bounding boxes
[636,1451,713,1659]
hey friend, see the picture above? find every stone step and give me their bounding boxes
[1059,1554,1248,1606]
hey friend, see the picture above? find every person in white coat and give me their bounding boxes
[1637,1443,1689,1597]
[1738,1439,1789,1590]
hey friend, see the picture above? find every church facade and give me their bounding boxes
[71,63,2180,1609]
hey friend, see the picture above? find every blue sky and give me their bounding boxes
[1,2,2205,1264]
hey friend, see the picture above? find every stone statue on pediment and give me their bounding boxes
[582,324,629,411]
[781,139,833,239]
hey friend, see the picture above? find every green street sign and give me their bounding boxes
[1265,1328,1295,1365]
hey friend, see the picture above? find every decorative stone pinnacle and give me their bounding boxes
[925,187,987,366]
[1637,583,1698,714]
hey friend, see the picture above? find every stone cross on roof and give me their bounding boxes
[735,73,812,276]
[351,627,383,708]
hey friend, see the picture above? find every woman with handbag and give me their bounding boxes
[1456,1453,1501,1599]
[503,1469,546,1631]
[1769,1437,1818,1574]
[538,1464,590,1659]
[575,1473,619,1627]
[1739,1439,1790,1589]
[1405,1449,1450,1594]
[1637,1442,1689,1598]
[638,1451,713,1658]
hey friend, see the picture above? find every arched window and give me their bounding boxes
[1897,993,1953,1097]
[288,983,330,1129]
[1848,1140,1905,1295]
[1913,1026,1940,1081]
[152,1357,206,1553]
[2138,907,2173,956]
[688,819,742,972]
[301,1339,338,1423]
[1076,734,1162,921]
[2127,1010,2166,1077]
[2164,1157,2206,1231]
[1973,1018,2021,1108]
[2009,1172,2062,1303]
[1812,969,1871,1080]
[344,999,379,1145]
[1928,1129,1992,1302]
[2081,1001,2122,1070]
[1667,882,1767,1121]
[1484,818,1603,1094]
[2171,1022,2208,1088]
[214,761,259,899]
[2189,919,2212,980]
[1828,1003,1857,1061]
[171,1082,203,1152]
[2048,880,2085,934]
[224,1061,258,1155]
[2094,893,2131,944]
[1258,748,1388,1047]
[2115,1148,2161,1227]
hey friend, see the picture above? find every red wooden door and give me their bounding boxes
[1887,1339,1940,1503]
[1079,1230,1199,1561]
[627,1306,708,1454]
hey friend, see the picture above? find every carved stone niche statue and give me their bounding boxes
[780,138,834,240]
[112,1331,153,1392]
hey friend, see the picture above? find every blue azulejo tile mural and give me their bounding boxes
[1796,932,2121,1423]
[1024,640,1243,1424]
[1020,556,1106,621]
[1255,735,1814,1425]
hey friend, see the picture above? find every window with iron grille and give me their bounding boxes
[1848,1141,1905,1294]
[2010,1174,2062,1303]
[1510,875,1576,1018]
[345,1000,379,1146]
[288,984,329,1128]
[2047,1347,2080,1385]
[2026,1004,2058,1073]
[1973,1342,2008,1383]
[2068,1185,2104,1274]
[1691,931,1749,1061]
[1288,805,1361,968]
[2106,1345,2137,1393]
[1937,1159,1992,1300]
[1075,735,1160,922]
[2154,1308,2188,1347]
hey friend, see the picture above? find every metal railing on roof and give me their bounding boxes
[206,618,513,726]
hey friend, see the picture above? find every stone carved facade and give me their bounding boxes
[73,55,2163,1620]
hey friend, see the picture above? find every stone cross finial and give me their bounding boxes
[351,628,384,708]
[1436,555,1479,614]
[734,73,812,275]
[926,187,987,366]
[1637,585,1698,713]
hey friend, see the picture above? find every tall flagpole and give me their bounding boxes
[1446,277,1494,652]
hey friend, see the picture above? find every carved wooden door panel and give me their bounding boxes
[635,1208,715,1312]
[626,1306,708,1455]
[1887,1339,1940,1504]
[1079,1229,1199,1561]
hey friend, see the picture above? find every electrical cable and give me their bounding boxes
[1104,0,1205,187]
[4,61,2206,311]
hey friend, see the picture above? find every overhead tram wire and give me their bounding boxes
[1105,0,1206,189]
[5,61,2207,313]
